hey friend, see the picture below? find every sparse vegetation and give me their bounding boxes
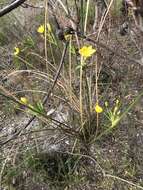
[0,0,143,189]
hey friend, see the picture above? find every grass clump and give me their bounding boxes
[0,0,143,190]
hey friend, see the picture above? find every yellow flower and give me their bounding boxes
[20,97,28,105]
[47,23,52,32]
[37,25,45,34]
[14,47,20,56]
[95,104,103,113]
[79,45,96,58]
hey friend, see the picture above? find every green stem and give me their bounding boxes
[95,90,143,141]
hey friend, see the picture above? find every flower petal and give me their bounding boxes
[20,97,28,105]
[37,25,45,34]
[95,104,103,113]
[79,45,96,58]
[14,47,20,56]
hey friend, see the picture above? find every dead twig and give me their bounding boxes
[0,0,27,17]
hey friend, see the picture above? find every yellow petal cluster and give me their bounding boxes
[20,97,28,105]
[37,25,45,34]
[79,45,96,58]
[95,104,103,113]
[14,47,20,56]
